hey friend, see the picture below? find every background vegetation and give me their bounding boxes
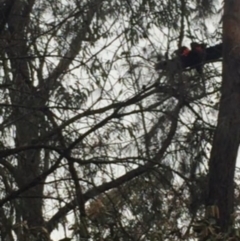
[0,0,238,240]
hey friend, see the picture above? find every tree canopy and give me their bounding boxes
[0,0,239,241]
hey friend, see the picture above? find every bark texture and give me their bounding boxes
[207,0,240,231]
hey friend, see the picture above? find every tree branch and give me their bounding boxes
[46,100,183,232]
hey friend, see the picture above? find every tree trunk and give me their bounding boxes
[4,0,46,232]
[207,0,240,231]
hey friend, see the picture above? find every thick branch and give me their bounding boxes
[155,43,222,72]
[45,0,103,86]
